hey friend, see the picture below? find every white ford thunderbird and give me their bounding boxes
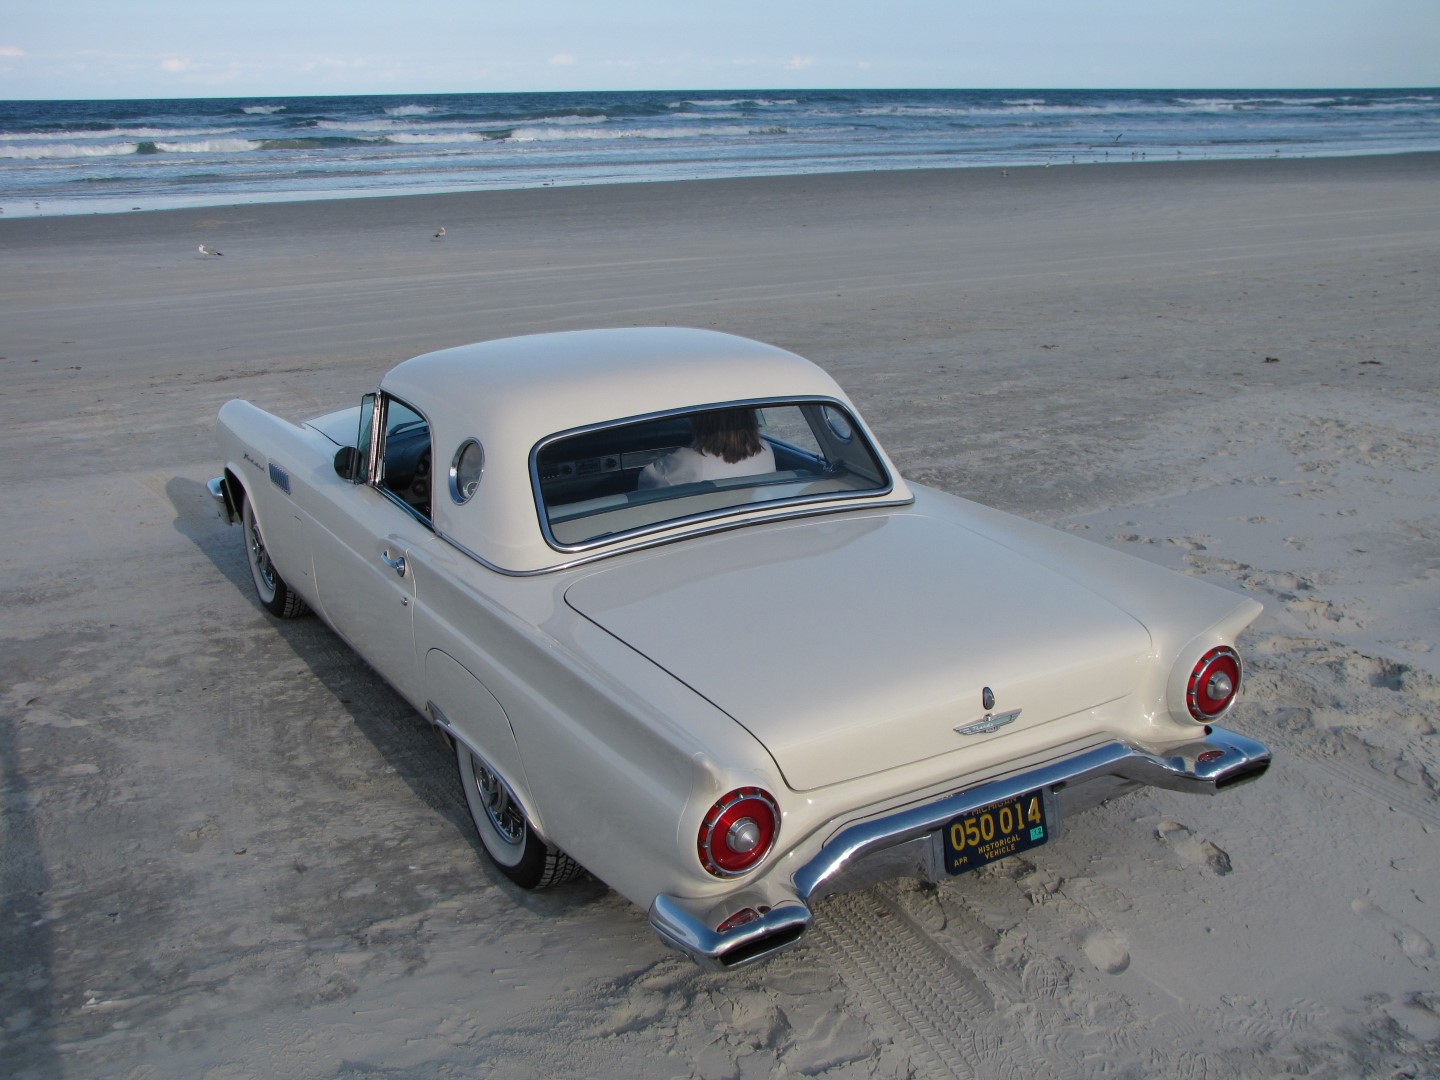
[211,327,1270,969]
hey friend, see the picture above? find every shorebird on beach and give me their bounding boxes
[199,244,223,257]
[433,226,446,240]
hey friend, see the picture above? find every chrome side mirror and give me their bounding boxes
[334,445,360,481]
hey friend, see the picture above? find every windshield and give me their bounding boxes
[533,400,891,549]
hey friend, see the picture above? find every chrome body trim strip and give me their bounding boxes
[435,496,915,578]
[648,725,1271,970]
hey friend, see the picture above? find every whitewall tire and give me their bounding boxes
[456,741,581,889]
[241,494,308,619]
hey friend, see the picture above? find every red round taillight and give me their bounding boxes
[698,788,779,877]
[1187,646,1242,720]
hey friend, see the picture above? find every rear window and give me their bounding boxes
[534,400,891,549]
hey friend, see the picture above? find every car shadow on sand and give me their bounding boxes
[164,476,607,919]
[0,681,63,1078]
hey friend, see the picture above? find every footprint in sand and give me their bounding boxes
[1352,898,1435,964]
[1081,932,1131,974]
[176,815,220,853]
[1156,821,1233,876]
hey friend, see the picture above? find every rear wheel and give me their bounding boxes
[241,494,308,619]
[456,741,581,889]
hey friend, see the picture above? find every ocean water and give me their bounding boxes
[1,87,1437,217]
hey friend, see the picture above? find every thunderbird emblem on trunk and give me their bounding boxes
[955,709,1022,736]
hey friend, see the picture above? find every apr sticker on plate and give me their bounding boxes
[943,789,1049,875]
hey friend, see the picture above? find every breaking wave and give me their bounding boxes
[4,87,1436,216]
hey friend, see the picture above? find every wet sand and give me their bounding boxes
[3,154,1439,1077]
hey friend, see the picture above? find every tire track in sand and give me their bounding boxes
[811,885,1078,1080]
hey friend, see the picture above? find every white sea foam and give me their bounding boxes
[315,119,403,133]
[0,141,140,159]
[507,124,769,143]
[675,97,798,108]
[386,131,509,145]
[0,134,260,160]
[152,139,262,154]
[5,88,1435,217]
[0,126,235,142]
[853,102,1135,119]
[381,114,606,134]
[521,113,607,126]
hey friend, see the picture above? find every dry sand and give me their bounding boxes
[3,154,1438,1078]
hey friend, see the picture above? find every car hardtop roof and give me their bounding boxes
[379,327,852,444]
[373,327,909,574]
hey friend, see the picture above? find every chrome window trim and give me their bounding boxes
[822,404,855,443]
[436,496,913,578]
[379,487,435,529]
[529,396,895,555]
[362,392,383,485]
[372,391,435,529]
[449,437,485,505]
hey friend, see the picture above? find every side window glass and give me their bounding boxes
[378,396,433,523]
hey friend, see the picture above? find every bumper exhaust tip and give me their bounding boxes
[649,894,811,971]
[1212,755,1270,789]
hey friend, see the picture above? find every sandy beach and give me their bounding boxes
[3,153,1438,1077]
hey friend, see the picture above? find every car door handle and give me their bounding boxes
[380,549,407,577]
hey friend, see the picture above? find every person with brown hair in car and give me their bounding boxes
[637,406,776,489]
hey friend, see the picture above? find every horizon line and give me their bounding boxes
[4,83,1439,105]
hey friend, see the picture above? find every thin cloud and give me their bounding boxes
[785,54,815,71]
[550,52,577,66]
[156,56,251,87]
[300,56,368,72]
[0,45,25,58]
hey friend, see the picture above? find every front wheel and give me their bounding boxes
[456,741,581,889]
[241,494,308,619]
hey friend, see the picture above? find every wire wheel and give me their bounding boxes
[240,494,307,618]
[473,754,527,852]
[455,741,582,889]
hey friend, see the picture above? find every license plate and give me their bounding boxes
[943,789,1049,875]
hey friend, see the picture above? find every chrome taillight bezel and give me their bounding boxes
[698,787,780,878]
[1187,645,1243,721]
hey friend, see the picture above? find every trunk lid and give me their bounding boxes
[564,511,1152,791]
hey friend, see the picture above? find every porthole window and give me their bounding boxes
[823,405,854,443]
[449,439,485,504]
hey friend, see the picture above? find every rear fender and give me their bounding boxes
[425,649,535,829]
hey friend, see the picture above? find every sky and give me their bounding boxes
[2,0,1438,101]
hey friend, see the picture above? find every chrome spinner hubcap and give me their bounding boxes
[474,756,525,847]
[249,522,276,590]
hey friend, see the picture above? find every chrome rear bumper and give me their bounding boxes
[649,725,1270,970]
